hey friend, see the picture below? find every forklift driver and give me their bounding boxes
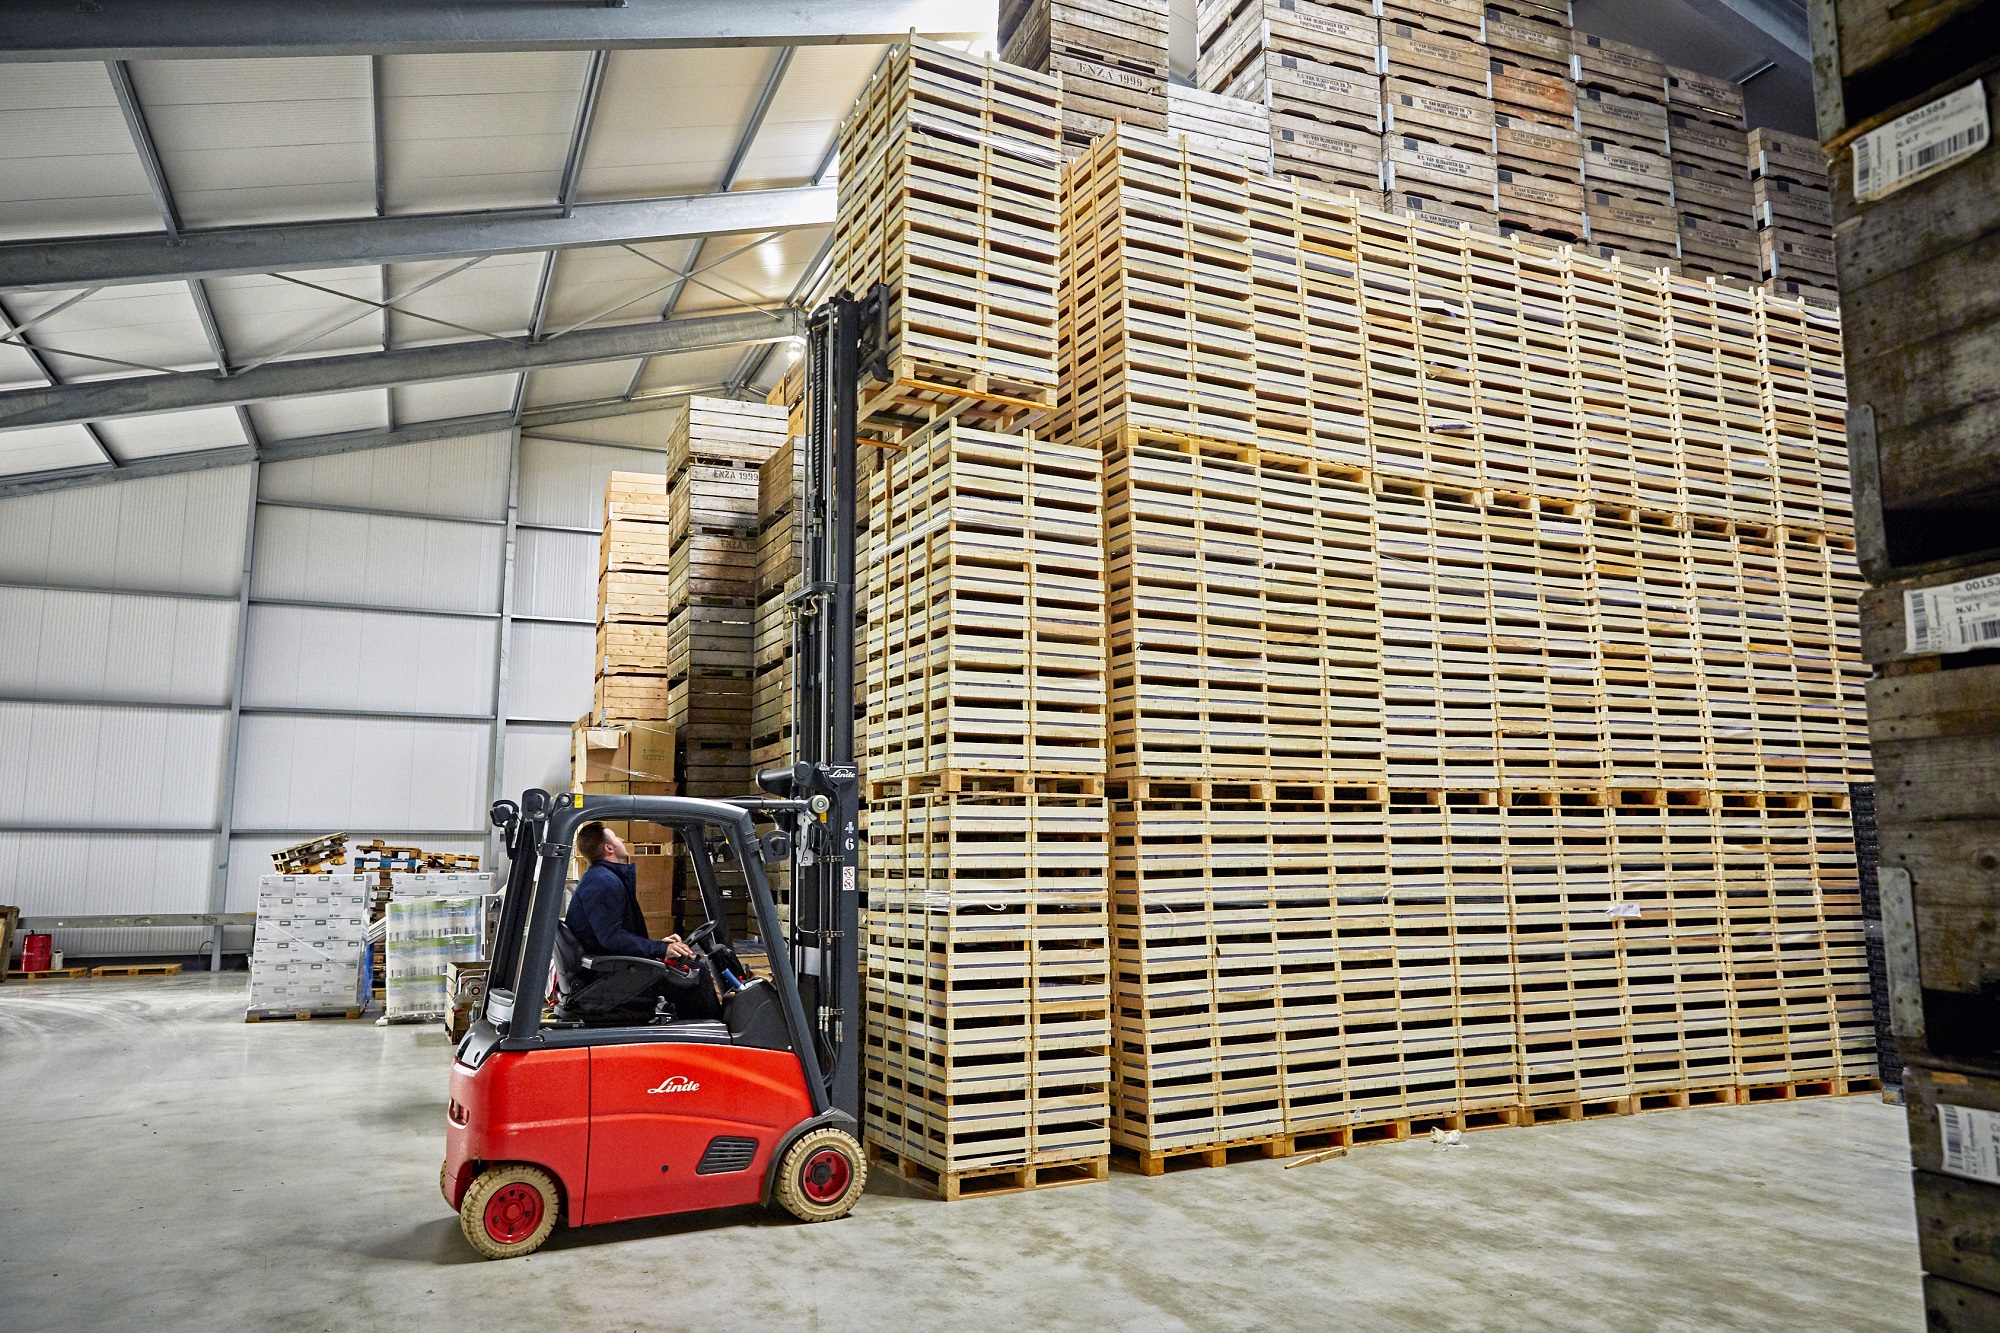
[565,821,724,1021]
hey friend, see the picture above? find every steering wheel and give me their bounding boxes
[683,920,745,992]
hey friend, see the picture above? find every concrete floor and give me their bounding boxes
[1,974,1923,1333]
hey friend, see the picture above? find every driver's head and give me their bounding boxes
[577,821,628,865]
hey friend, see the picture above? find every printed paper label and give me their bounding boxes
[1938,1102,2000,1185]
[1853,80,1990,202]
[1904,572,2000,654]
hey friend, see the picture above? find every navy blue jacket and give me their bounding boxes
[565,860,667,961]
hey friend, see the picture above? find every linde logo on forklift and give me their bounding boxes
[646,1075,700,1095]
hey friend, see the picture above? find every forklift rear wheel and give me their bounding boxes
[774,1127,867,1222]
[459,1163,560,1259]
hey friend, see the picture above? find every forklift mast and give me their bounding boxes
[757,285,889,1125]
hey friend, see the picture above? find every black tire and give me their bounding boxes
[774,1127,867,1222]
[459,1163,560,1259]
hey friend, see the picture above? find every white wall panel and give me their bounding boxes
[0,465,251,594]
[507,620,592,723]
[500,721,571,801]
[513,527,597,621]
[243,604,497,716]
[518,434,664,529]
[250,504,502,613]
[0,831,214,914]
[232,713,490,833]
[259,431,512,520]
[0,701,226,829]
[0,586,236,706]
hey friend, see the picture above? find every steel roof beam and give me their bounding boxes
[0,186,835,293]
[0,306,801,430]
[0,0,990,61]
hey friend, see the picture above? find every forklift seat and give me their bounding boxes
[552,922,676,1025]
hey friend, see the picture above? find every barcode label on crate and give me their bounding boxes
[1904,572,2000,654]
[1853,80,1990,202]
[1938,1102,2000,1185]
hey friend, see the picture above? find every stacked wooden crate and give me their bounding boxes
[1574,34,1679,270]
[662,398,789,798]
[1486,1,1583,242]
[595,471,677,724]
[1059,126,1873,1169]
[1378,2,1498,229]
[751,436,803,777]
[1166,84,1272,171]
[830,40,1110,1198]
[1000,0,1169,154]
[1194,0,1383,198]
[834,36,1063,444]
[860,424,1111,1196]
[1665,65,1758,285]
[1748,127,1837,307]
[1812,19,2000,1316]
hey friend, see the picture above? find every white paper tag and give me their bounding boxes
[1853,80,1990,202]
[1938,1102,2000,1185]
[1904,572,2000,654]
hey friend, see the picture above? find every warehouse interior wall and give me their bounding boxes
[0,410,683,958]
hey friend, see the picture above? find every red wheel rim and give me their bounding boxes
[799,1146,852,1204]
[483,1181,546,1244]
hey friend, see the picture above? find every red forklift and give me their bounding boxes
[442,289,885,1259]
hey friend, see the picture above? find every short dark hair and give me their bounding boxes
[577,821,610,864]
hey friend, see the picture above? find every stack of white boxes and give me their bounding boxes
[249,874,369,1014]
[384,872,493,1021]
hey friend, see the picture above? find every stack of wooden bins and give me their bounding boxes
[1749,127,1837,307]
[833,36,1064,444]
[1486,1,1583,243]
[662,398,789,800]
[1060,124,1875,1171]
[1812,3,2000,1312]
[860,424,1111,1197]
[1166,84,1272,171]
[595,472,678,724]
[570,718,677,935]
[1665,65,1758,285]
[751,436,803,778]
[999,0,1169,155]
[831,39,1110,1199]
[1378,3,1498,230]
[1574,34,1679,270]
[1194,0,1383,199]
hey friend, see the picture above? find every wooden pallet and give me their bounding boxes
[90,963,183,978]
[245,1007,366,1022]
[867,1142,1110,1200]
[7,966,91,980]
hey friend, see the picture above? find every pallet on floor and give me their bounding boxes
[245,1006,367,1022]
[90,963,183,978]
[7,966,91,980]
[867,1142,1110,1200]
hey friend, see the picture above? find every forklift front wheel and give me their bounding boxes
[459,1163,561,1259]
[774,1127,867,1222]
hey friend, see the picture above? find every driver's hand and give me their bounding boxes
[663,935,697,962]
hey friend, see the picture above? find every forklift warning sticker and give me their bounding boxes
[1852,80,1990,202]
[1904,573,2000,654]
[1939,1103,2000,1185]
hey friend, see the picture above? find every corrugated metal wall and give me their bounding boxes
[0,423,678,959]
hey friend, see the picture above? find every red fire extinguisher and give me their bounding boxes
[20,932,52,972]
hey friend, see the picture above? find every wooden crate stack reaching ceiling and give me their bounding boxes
[1196,0,1384,198]
[1052,124,1874,1170]
[1000,0,1171,155]
[813,38,1113,1199]
[1747,127,1837,307]
[831,37,1065,444]
[1665,65,1757,285]
[661,397,789,798]
[1486,1,1581,242]
[1573,34,1678,271]
[751,436,805,779]
[595,471,679,726]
